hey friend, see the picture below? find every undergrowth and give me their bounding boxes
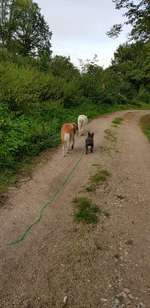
[140,115,150,141]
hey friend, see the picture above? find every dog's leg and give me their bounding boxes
[71,135,75,150]
[63,143,66,156]
[86,144,88,154]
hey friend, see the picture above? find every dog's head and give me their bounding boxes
[88,132,94,138]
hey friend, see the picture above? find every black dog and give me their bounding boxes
[85,132,94,154]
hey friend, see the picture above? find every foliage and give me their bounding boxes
[0,0,52,57]
[0,0,10,45]
[107,0,150,42]
[140,115,150,141]
[111,41,150,104]
[107,24,122,38]
[50,55,80,80]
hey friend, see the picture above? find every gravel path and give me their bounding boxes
[0,110,150,308]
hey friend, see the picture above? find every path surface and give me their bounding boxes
[0,110,150,308]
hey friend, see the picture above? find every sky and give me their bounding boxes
[36,0,129,68]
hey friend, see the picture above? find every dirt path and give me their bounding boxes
[0,110,150,308]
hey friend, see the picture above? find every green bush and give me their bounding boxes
[0,62,64,113]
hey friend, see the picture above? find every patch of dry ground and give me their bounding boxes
[0,110,150,308]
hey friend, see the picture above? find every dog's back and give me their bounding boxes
[85,132,94,154]
[86,134,94,146]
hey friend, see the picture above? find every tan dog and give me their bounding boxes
[61,123,78,156]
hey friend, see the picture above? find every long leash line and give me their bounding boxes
[8,152,84,246]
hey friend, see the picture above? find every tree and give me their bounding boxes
[79,55,105,103]
[0,0,52,57]
[0,0,11,46]
[0,0,10,24]
[79,54,99,73]
[107,0,150,42]
[110,40,150,102]
[50,55,80,80]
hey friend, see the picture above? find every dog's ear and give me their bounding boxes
[91,132,94,137]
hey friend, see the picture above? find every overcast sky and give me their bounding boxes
[36,0,129,68]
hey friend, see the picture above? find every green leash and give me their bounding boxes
[8,153,84,246]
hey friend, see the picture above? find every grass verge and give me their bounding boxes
[140,115,150,141]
